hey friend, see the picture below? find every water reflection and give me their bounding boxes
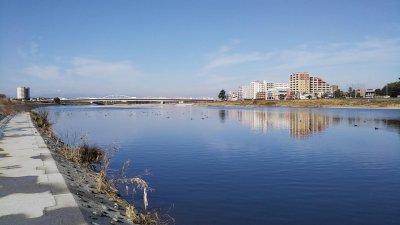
[47,106,400,142]
[45,106,400,225]
[219,110,226,123]
[222,109,400,139]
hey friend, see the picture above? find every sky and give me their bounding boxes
[0,0,399,98]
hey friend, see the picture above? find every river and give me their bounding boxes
[47,105,400,225]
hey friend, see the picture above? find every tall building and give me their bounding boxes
[289,72,331,98]
[239,85,253,100]
[17,86,30,100]
[310,76,331,94]
[250,81,267,99]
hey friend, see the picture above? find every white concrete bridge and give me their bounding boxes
[61,95,215,104]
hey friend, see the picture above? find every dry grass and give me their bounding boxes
[30,110,174,225]
[61,143,103,165]
[77,143,103,164]
[113,177,150,210]
[31,109,52,131]
[198,98,400,108]
[1,99,20,118]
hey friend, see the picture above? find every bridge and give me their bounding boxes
[61,95,215,105]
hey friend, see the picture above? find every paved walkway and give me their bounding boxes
[0,112,87,225]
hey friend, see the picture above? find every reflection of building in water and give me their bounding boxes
[226,110,333,138]
[289,111,332,139]
[234,110,290,132]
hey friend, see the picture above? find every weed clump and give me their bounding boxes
[61,143,103,165]
[31,109,52,131]
[78,143,103,164]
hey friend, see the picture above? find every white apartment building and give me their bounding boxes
[250,81,267,99]
[227,91,239,101]
[16,86,30,100]
[266,82,274,90]
[266,87,290,100]
[239,81,289,100]
[239,85,253,99]
[274,83,290,90]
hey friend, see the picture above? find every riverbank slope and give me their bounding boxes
[0,113,87,225]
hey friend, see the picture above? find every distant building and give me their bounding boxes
[227,91,238,101]
[250,81,267,99]
[256,92,266,100]
[355,89,375,98]
[330,85,339,93]
[289,72,332,99]
[269,83,290,100]
[239,85,252,100]
[239,81,289,100]
[267,88,289,100]
[17,86,30,100]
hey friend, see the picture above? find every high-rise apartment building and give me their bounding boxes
[17,86,30,100]
[310,76,330,94]
[289,72,331,98]
[238,85,252,100]
[250,81,267,99]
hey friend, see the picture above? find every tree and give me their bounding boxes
[382,81,400,98]
[334,89,343,98]
[218,89,226,101]
[375,89,384,96]
[347,87,355,98]
[53,97,61,104]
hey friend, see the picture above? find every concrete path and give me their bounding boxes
[0,112,87,225]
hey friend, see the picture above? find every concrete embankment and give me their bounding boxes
[0,112,87,225]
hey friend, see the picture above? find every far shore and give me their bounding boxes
[195,99,400,110]
[3,98,400,113]
[57,100,400,110]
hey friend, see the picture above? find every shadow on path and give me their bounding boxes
[0,175,50,198]
[0,206,86,225]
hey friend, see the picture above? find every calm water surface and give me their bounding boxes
[47,106,400,225]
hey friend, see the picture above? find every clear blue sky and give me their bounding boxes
[1,0,399,98]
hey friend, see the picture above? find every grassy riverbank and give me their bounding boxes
[0,99,56,120]
[29,109,172,225]
[196,99,400,109]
